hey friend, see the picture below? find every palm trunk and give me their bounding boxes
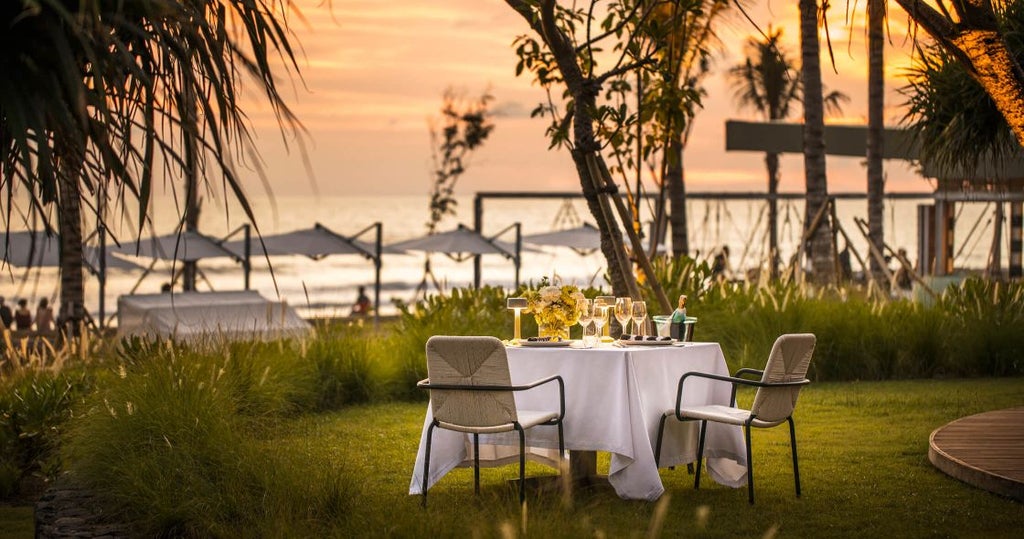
[58,174,85,335]
[799,0,833,284]
[667,138,689,257]
[766,151,780,280]
[867,0,886,282]
[182,81,199,291]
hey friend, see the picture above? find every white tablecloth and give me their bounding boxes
[409,342,747,501]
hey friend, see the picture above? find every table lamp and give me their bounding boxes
[595,295,616,338]
[507,297,528,342]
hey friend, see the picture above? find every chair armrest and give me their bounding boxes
[673,371,810,419]
[417,375,566,422]
[733,368,764,379]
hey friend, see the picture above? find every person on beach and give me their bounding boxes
[14,299,32,330]
[893,248,913,298]
[711,245,731,282]
[35,298,55,331]
[351,286,372,316]
[0,297,13,329]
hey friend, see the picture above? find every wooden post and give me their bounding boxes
[1011,201,1023,279]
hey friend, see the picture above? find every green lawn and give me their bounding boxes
[282,377,1024,537]
[5,378,1024,537]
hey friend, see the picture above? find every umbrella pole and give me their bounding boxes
[98,225,106,330]
[374,222,382,328]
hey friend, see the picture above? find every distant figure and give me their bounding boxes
[14,299,32,331]
[893,248,913,298]
[35,298,54,331]
[161,282,172,293]
[711,245,731,282]
[351,286,372,316]
[0,297,13,329]
[838,245,853,281]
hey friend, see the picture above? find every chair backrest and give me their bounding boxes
[425,336,517,428]
[750,333,816,423]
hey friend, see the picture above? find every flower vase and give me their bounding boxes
[538,322,570,341]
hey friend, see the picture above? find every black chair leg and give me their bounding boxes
[473,433,480,495]
[422,422,436,508]
[789,417,801,498]
[694,419,707,490]
[654,413,669,467]
[516,423,526,505]
[744,422,754,505]
[557,421,565,456]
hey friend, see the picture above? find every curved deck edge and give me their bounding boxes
[928,407,1024,503]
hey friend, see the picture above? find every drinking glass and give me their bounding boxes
[592,303,609,339]
[631,300,647,336]
[582,321,599,348]
[576,298,593,338]
[614,297,632,336]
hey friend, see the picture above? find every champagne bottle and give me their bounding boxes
[669,295,687,340]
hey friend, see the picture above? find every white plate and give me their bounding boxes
[517,339,573,348]
[615,338,676,347]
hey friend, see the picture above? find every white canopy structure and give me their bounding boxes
[117,290,309,343]
[522,222,602,255]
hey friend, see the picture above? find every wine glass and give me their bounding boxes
[631,300,647,336]
[614,297,632,337]
[592,302,609,340]
[576,298,593,339]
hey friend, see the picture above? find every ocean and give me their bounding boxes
[1,193,1006,322]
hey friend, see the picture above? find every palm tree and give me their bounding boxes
[729,27,847,280]
[798,0,833,284]
[648,0,732,259]
[894,0,1024,146]
[1,0,303,327]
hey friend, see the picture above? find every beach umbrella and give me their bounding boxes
[1,231,140,271]
[522,222,602,254]
[387,223,521,289]
[388,224,515,260]
[115,230,238,262]
[223,224,381,259]
[223,222,390,325]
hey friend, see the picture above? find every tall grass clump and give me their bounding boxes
[65,338,351,536]
[939,278,1024,376]
[303,323,390,409]
[0,369,87,498]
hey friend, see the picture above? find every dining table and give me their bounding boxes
[408,340,748,501]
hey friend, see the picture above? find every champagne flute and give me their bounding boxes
[576,298,593,340]
[614,297,632,337]
[631,300,647,337]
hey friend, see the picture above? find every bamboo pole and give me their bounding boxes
[583,154,640,301]
[592,156,672,314]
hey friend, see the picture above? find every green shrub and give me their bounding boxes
[304,324,389,409]
[0,369,85,498]
[65,346,350,536]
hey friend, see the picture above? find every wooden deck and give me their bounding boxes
[929,407,1024,502]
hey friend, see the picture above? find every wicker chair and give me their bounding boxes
[654,333,816,504]
[417,336,565,506]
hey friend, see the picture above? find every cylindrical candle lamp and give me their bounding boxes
[507,297,528,342]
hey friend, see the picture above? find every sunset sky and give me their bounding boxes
[235,0,934,200]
